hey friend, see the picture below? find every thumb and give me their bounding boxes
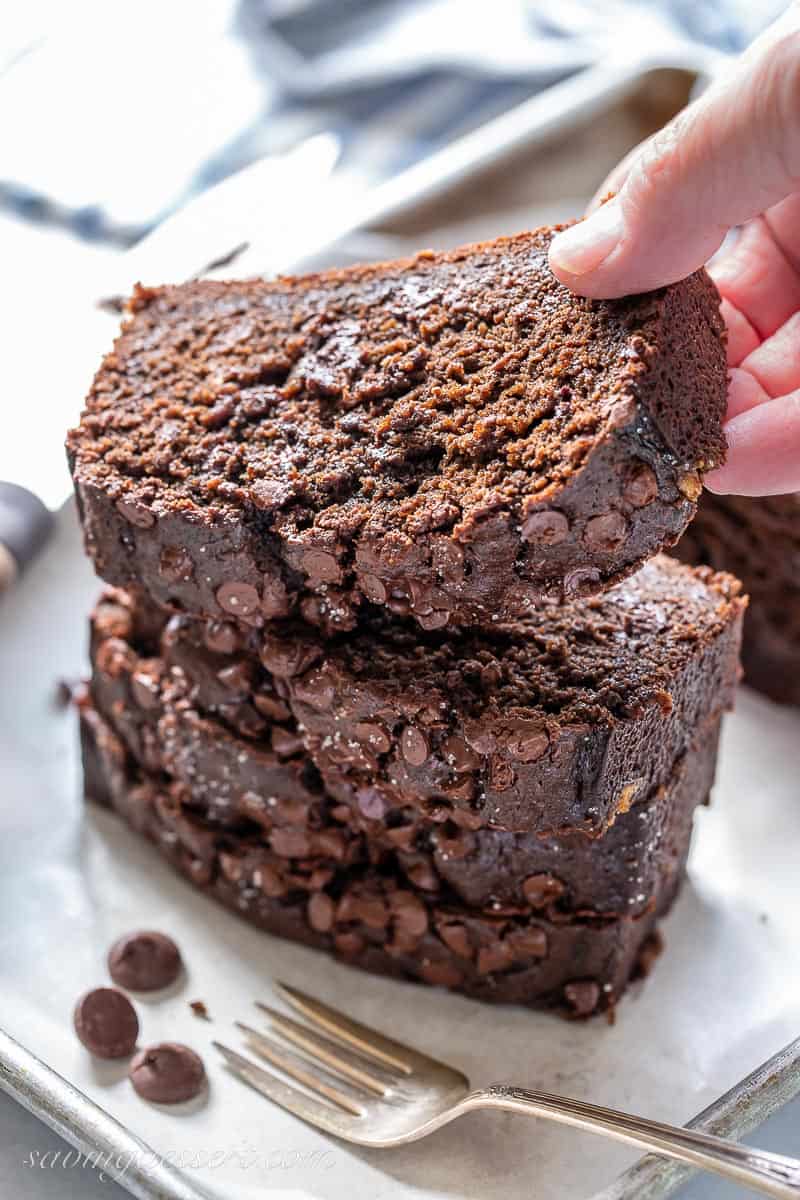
[549,3,800,297]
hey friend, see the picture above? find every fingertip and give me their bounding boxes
[548,202,624,284]
[706,391,800,496]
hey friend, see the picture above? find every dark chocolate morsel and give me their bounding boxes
[521,508,569,546]
[74,987,139,1058]
[108,931,182,991]
[216,581,260,618]
[564,979,601,1016]
[129,1043,207,1104]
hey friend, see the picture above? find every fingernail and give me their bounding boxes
[549,201,624,277]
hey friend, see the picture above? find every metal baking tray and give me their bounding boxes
[3,55,800,1200]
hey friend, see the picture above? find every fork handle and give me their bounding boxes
[471,1084,800,1198]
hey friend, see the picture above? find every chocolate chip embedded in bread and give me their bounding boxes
[624,464,658,508]
[521,873,566,908]
[564,979,601,1016]
[583,512,628,552]
[216,581,260,618]
[521,509,569,546]
[401,726,429,766]
[115,498,155,529]
[308,891,335,932]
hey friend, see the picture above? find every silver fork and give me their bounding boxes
[215,983,800,1199]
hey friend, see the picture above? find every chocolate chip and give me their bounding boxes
[107,931,183,992]
[436,920,472,959]
[504,724,548,763]
[189,1000,210,1020]
[353,895,390,929]
[307,892,335,933]
[271,727,304,758]
[74,988,139,1059]
[360,573,387,604]
[293,669,335,710]
[521,508,569,546]
[334,931,365,959]
[310,829,349,862]
[159,545,194,583]
[583,512,628,552]
[269,829,310,858]
[260,636,320,678]
[521,873,566,908]
[116,499,155,529]
[406,862,439,891]
[624,464,658,507]
[418,960,462,988]
[441,735,479,772]
[506,926,548,959]
[390,892,428,939]
[129,1043,206,1104]
[253,692,292,722]
[442,775,475,803]
[564,979,601,1016]
[401,726,428,766]
[255,864,286,897]
[203,620,239,655]
[476,942,514,975]
[354,722,391,755]
[216,581,260,618]
[302,549,340,584]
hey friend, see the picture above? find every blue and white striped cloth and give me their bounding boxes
[0,0,784,246]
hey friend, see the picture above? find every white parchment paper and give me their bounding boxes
[1,506,799,1200]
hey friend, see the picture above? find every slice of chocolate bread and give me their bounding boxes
[676,492,800,705]
[105,556,740,836]
[87,572,726,917]
[80,702,675,1017]
[68,229,727,635]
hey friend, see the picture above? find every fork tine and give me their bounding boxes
[214,1041,362,1127]
[275,981,414,1075]
[253,1003,391,1094]
[232,1026,365,1115]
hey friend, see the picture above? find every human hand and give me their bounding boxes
[548,3,800,496]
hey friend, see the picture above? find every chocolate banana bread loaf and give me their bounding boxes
[675,492,800,705]
[87,571,726,917]
[68,229,727,636]
[80,702,675,1016]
